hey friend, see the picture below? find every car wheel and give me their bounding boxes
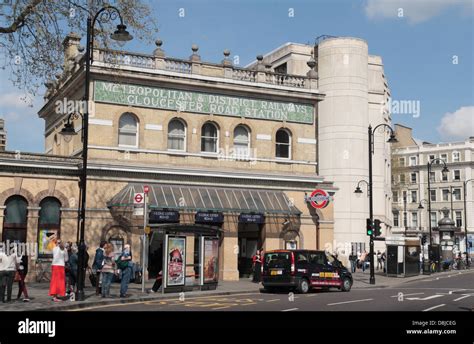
[297,278,310,294]
[341,278,352,292]
[262,287,275,293]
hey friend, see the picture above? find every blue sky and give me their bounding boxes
[1,0,473,152]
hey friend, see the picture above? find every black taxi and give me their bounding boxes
[261,249,353,293]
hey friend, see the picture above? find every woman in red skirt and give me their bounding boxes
[49,240,68,302]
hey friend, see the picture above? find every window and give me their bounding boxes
[402,191,407,203]
[452,188,461,201]
[233,125,250,157]
[167,119,186,151]
[309,252,326,265]
[38,197,61,257]
[393,212,399,227]
[393,191,399,203]
[429,172,435,182]
[430,190,437,202]
[411,173,417,184]
[399,174,406,184]
[2,196,28,243]
[118,113,138,147]
[442,189,450,201]
[411,190,417,203]
[275,129,291,159]
[398,157,405,167]
[296,252,308,263]
[403,212,408,228]
[430,212,437,228]
[452,152,460,162]
[428,154,436,163]
[453,170,461,181]
[441,171,448,182]
[201,122,218,153]
[455,211,462,227]
[409,156,417,166]
[440,153,448,163]
[411,212,418,228]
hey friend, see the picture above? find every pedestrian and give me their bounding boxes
[360,250,367,272]
[92,241,107,295]
[338,250,350,270]
[5,246,19,303]
[0,249,10,303]
[349,252,357,273]
[376,250,382,270]
[68,244,78,294]
[252,250,262,283]
[101,243,115,298]
[381,251,387,273]
[16,254,29,302]
[356,251,361,271]
[49,239,68,302]
[117,244,133,298]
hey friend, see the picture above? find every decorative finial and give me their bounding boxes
[222,49,232,66]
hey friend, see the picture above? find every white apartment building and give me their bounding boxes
[391,124,474,255]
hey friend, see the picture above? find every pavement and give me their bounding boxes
[0,268,472,311]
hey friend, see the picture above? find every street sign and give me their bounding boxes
[144,185,149,194]
[305,189,331,209]
[134,193,144,205]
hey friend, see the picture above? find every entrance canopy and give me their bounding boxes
[107,183,301,215]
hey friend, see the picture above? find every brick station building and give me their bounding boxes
[0,34,343,282]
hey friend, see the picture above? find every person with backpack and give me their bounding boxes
[117,244,133,298]
[92,241,107,295]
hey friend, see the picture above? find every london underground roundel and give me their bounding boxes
[308,189,331,209]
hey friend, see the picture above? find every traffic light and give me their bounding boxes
[374,219,382,237]
[366,218,373,236]
[421,235,427,245]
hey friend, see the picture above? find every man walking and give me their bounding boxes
[118,244,133,298]
[92,241,107,295]
[376,250,382,270]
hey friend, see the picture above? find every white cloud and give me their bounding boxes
[437,106,474,141]
[365,0,472,24]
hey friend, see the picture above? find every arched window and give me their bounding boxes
[201,122,218,153]
[38,197,61,257]
[167,119,186,151]
[233,125,250,157]
[2,195,28,243]
[275,128,291,159]
[118,113,138,147]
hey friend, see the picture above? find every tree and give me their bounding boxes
[0,0,158,96]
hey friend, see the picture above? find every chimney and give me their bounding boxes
[62,32,81,73]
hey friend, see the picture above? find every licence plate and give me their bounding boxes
[271,270,283,276]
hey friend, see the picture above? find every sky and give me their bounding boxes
[0,0,473,152]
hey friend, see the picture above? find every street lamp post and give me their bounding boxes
[364,124,397,285]
[463,179,473,268]
[60,6,132,301]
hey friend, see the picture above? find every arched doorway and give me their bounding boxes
[2,195,28,243]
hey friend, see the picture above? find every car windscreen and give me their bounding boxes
[264,252,291,269]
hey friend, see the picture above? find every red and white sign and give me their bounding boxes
[307,189,331,209]
[134,193,144,205]
[143,185,149,194]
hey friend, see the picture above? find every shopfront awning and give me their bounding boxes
[107,183,301,215]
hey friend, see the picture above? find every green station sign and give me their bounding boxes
[94,80,314,124]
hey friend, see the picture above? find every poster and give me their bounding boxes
[38,229,59,257]
[203,238,219,283]
[166,236,185,286]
